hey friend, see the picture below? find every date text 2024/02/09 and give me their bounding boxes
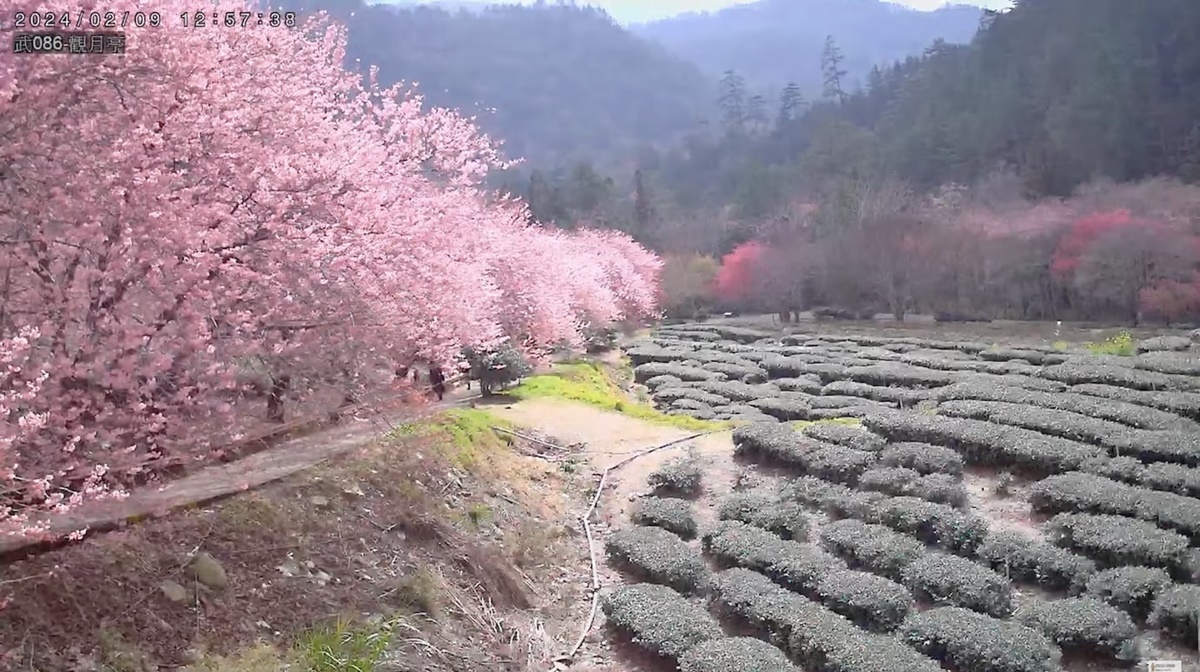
[12,31,126,55]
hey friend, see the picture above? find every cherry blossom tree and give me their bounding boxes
[0,0,661,539]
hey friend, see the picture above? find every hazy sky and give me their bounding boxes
[533,0,1014,23]
[382,0,1015,24]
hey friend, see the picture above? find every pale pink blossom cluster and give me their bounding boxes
[0,0,661,539]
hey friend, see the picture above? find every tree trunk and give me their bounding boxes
[266,374,290,423]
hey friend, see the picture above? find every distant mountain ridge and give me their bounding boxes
[634,0,984,95]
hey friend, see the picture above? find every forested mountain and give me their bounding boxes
[634,0,984,95]
[522,0,1200,327]
[278,0,714,165]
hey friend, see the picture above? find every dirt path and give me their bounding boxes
[490,398,743,670]
[0,391,479,556]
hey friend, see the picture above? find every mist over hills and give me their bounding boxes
[634,0,985,93]
[282,0,986,166]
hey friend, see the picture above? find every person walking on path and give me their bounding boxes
[429,365,447,401]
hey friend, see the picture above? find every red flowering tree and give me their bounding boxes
[0,0,660,539]
[714,241,766,307]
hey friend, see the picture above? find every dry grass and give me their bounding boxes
[0,408,588,672]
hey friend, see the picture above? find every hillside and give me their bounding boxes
[634,0,984,94]
[278,0,715,165]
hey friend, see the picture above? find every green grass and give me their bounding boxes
[1085,331,1136,356]
[389,408,514,470]
[504,362,732,431]
[295,617,395,672]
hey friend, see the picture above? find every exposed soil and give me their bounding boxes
[0,406,592,672]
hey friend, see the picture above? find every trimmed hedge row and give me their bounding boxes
[879,442,965,476]
[605,525,710,594]
[709,568,944,672]
[1045,512,1191,574]
[868,496,988,556]
[717,492,810,541]
[600,583,722,660]
[1080,456,1200,498]
[1039,361,1195,391]
[858,467,968,507]
[937,399,1200,465]
[1029,471,1200,537]
[862,410,1104,474]
[800,421,887,452]
[900,607,1062,672]
[705,361,768,383]
[749,396,814,421]
[902,554,1013,617]
[631,497,698,539]
[653,386,730,407]
[1083,566,1174,621]
[935,380,1191,430]
[773,376,824,394]
[814,568,914,632]
[695,379,781,402]
[842,363,953,388]
[702,520,851,595]
[1015,597,1137,661]
[819,519,925,583]
[635,362,722,383]
[821,379,934,407]
[1073,383,1200,421]
[648,453,704,496]
[784,476,887,519]
[800,444,877,485]
[975,531,1095,592]
[733,423,820,464]
[1149,584,1200,647]
[678,637,797,672]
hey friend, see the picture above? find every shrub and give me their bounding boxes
[1084,566,1174,622]
[879,442,964,476]
[820,380,932,408]
[461,343,532,394]
[1149,584,1200,647]
[908,473,968,508]
[696,379,780,402]
[935,380,1188,430]
[601,583,723,660]
[801,421,886,452]
[1140,461,1200,498]
[708,569,943,672]
[749,396,814,421]
[605,526,710,594]
[643,374,684,390]
[678,637,797,672]
[717,492,809,541]
[867,496,988,556]
[901,607,1061,672]
[733,423,817,464]
[858,468,968,507]
[1029,471,1200,538]
[902,554,1013,617]
[635,362,722,383]
[1041,360,1194,390]
[1046,513,1190,573]
[704,361,768,383]
[1073,382,1200,421]
[819,519,924,583]
[801,445,877,485]
[773,376,823,394]
[653,386,730,407]
[783,476,886,519]
[702,520,797,573]
[862,410,1104,474]
[648,452,704,497]
[976,531,1095,592]
[631,497,698,539]
[814,569,914,632]
[844,363,953,388]
[1016,597,1138,660]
